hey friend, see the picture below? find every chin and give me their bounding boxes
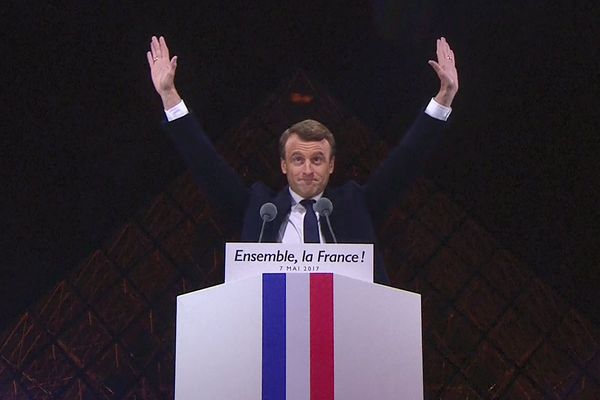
[294,182,323,198]
[297,189,317,198]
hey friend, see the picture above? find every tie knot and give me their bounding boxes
[300,199,315,211]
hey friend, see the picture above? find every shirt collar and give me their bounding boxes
[288,188,323,208]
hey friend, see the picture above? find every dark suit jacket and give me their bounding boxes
[164,111,445,284]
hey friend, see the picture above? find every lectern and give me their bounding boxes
[175,244,423,399]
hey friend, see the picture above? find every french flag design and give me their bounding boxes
[175,271,423,399]
[262,273,334,400]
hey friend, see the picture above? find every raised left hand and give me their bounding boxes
[428,37,459,107]
[146,36,181,110]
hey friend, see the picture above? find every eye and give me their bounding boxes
[291,155,304,165]
[311,155,324,165]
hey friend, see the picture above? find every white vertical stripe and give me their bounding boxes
[286,274,311,400]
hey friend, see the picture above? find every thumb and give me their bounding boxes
[171,56,178,70]
[428,60,442,76]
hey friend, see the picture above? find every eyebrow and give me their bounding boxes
[291,149,325,156]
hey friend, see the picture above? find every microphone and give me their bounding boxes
[258,202,277,243]
[315,197,337,243]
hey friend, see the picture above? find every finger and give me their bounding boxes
[444,38,451,53]
[159,36,170,60]
[439,38,456,65]
[150,36,159,59]
[443,38,454,60]
[441,37,451,61]
[146,51,154,68]
[152,36,162,59]
[441,36,448,50]
[436,38,443,62]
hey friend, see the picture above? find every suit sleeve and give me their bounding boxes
[163,113,250,223]
[364,112,445,224]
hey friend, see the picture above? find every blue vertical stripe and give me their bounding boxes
[262,274,286,400]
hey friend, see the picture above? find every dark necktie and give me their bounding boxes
[300,199,319,243]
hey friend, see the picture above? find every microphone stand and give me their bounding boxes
[323,214,338,244]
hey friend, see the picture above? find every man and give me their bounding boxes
[147,36,459,284]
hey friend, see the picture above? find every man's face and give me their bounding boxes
[280,134,335,199]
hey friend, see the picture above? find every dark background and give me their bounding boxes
[3,1,599,330]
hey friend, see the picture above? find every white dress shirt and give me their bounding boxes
[279,189,325,243]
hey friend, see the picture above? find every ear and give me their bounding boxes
[280,158,287,174]
[329,156,335,174]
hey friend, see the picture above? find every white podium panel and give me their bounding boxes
[334,276,422,399]
[175,278,263,399]
[175,273,423,400]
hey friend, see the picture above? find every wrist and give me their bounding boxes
[160,89,182,110]
[434,89,456,107]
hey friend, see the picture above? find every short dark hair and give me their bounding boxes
[279,119,336,159]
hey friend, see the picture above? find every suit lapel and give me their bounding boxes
[319,189,335,243]
[262,188,292,242]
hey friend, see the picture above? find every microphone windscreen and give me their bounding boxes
[259,202,278,222]
[315,197,333,217]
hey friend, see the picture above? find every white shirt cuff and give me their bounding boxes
[424,98,452,121]
[166,98,449,122]
[165,100,189,122]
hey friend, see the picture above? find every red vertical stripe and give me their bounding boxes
[310,273,334,400]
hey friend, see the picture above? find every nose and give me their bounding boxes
[301,160,314,174]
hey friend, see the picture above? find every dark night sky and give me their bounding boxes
[3,1,599,329]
